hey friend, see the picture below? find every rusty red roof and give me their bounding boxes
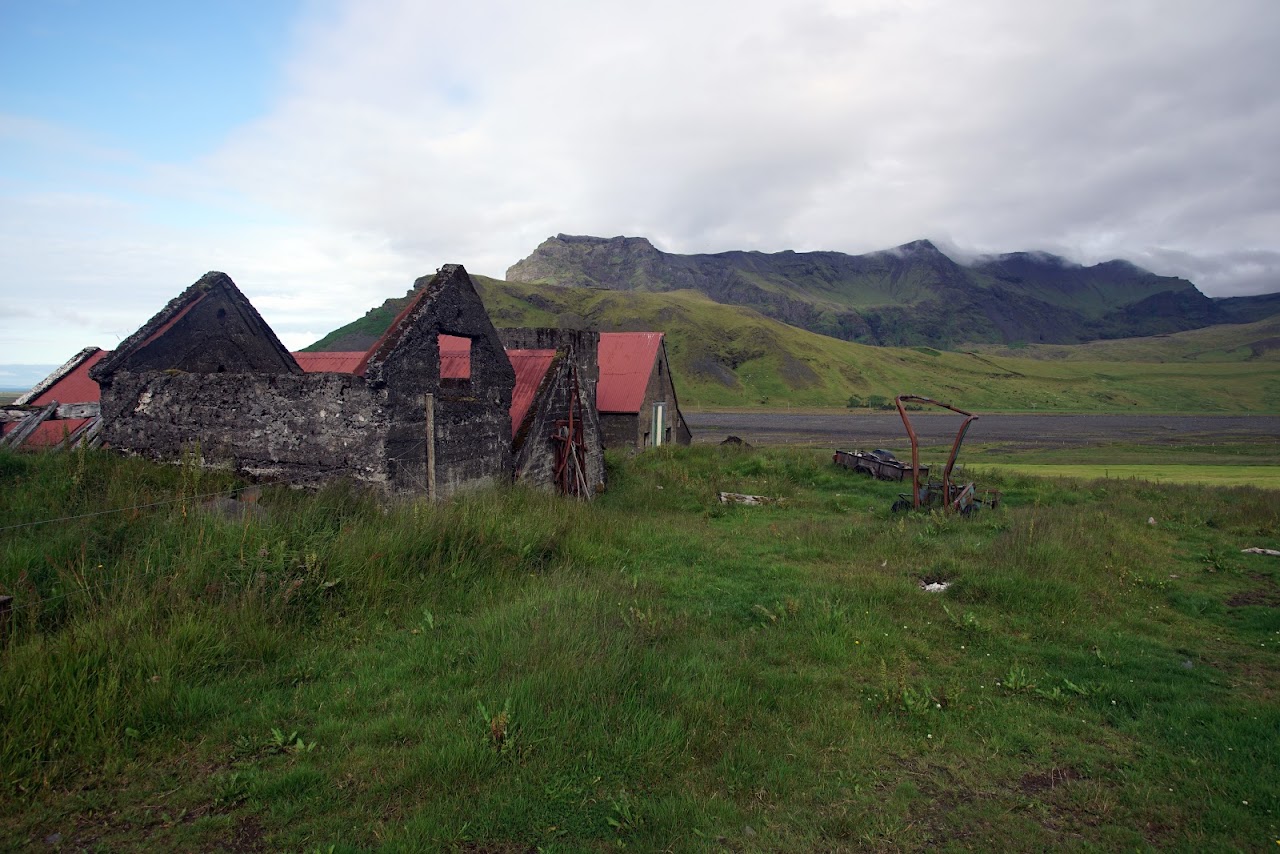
[25,350,106,406]
[438,334,471,380]
[6,349,106,447]
[598,332,663,413]
[292,352,367,373]
[507,349,557,437]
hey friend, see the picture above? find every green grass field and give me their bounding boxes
[2,446,1278,850]
[963,439,1280,488]
[970,463,1280,488]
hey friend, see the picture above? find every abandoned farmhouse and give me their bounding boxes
[1,266,691,499]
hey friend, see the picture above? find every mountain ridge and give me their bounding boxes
[506,234,1273,347]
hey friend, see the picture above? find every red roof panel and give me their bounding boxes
[597,332,663,413]
[27,349,106,406]
[507,349,556,437]
[20,419,92,448]
[292,352,368,373]
[3,349,105,446]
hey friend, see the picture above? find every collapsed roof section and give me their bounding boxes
[2,347,106,449]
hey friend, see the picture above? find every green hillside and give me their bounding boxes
[307,276,1280,414]
[977,315,1280,363]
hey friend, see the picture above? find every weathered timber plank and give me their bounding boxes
[60,415,102,451]
[0,401,58,449]
[0,402,99,422]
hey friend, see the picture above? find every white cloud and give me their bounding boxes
[207,0,1280,283]
[3,0,1279,361]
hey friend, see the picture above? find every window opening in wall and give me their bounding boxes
[653,402,666,446]
[439,334,472,386]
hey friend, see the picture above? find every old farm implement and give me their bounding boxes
[832,447,929,482]
[890,395,1000,515]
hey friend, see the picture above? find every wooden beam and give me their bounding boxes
[1,402,99,422]
[0,401,57,449]
[56,403,100,419]
[425,393,436,500]
[60,415,102,451]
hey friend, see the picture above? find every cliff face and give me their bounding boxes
[506,234,1225,347]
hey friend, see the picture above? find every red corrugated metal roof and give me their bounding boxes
[507,349,556,437]
[439,335,471,380]
[27,349,106,406]
[597,332,663,413]
[439,334,470,354]
[22,419,92,448]
[6,349,107,447]
[292,352,368,373]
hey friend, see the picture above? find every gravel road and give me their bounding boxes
[685,412,1280,449]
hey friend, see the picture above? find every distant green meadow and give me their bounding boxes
[970,463,1280,489]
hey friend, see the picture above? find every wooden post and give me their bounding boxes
[0,595,12,642]
[424,393,436,500]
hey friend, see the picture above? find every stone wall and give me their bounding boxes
[365,266,515,498]
[500,328,605,495]
[97,370,392,484]
[600,412,639,452]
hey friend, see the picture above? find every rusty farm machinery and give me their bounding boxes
[835,395,1000,515]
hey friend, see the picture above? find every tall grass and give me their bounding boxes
[1,446,1278,850]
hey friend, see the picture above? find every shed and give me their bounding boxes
[597,332,691,450]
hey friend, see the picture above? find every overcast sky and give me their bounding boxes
[2,0,1278,364]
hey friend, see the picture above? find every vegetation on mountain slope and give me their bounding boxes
[977,315,1280,363]
[307,277,1280,413]
[504,234,1278,347]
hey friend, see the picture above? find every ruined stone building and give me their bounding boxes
[9,265,689,494]
[87,265,603,498]
[598,332,692,450]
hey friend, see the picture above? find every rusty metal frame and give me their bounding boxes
[552,366,589,498]
[895,394,979,511]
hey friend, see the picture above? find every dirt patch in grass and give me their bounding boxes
[1018,766,1082,795]
[1226,573,1280,608]
[216,816,266,853]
